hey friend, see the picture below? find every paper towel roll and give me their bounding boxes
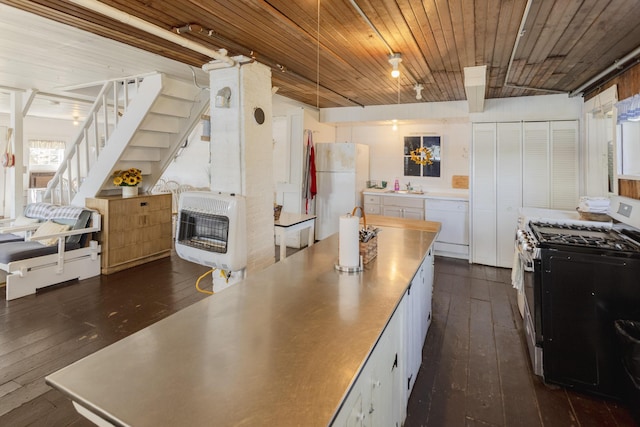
[339,214,360,268]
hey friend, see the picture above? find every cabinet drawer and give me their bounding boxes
[364,194,381,204]
[383,196,423,209]
[364,204,381,215]
[425,199,469,212]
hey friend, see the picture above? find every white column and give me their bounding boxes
[9,92,24,218]
[206,60,275,277]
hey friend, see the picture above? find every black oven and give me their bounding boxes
[527,221,640,400]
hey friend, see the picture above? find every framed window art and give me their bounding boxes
[403,135,441,177]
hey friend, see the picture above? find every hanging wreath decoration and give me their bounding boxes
[410,146,434,166]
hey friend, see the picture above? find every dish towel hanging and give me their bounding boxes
[302,130,317,214]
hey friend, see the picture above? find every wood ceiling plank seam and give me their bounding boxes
[472,0,487,65]
[423,0,455,74]
[528,56,561,90]
[559,28,640,93]
[435,0,466,101]
[481,0,501,78]
[393,0,441,84]
[547,0,610,57]
[551,0,638,90]
[431,71,455,102]
[491,0,523,89]
[406,0,445,74]
[514,0,553,64]
[554,30,639,90]
[447,0,468,70]
[410,0,447,74]
[434,0,460,71]
[460,0,476,68]
[316,3,399,82]
[527,0,582,65]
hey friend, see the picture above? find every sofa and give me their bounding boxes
[0,203,101,300]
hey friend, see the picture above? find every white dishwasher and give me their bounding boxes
[425,198,469,259]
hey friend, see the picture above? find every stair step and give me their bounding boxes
[115,161,153,175]
[140,114,181,133]
[130,131,172,148]
[122,146,162,162]
[151,95,194,118]
[161,76,203,101]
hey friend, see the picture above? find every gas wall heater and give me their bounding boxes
[175,191,247,271]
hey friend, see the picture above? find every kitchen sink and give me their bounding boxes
[386,190,425,195]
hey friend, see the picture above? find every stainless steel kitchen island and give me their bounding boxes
[46,224,439,426]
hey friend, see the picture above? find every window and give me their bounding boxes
[29,140,65,170]
[403,135,441,177]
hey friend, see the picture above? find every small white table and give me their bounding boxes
[274,213,316,260]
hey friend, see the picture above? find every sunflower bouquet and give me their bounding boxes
[112,168,142,187]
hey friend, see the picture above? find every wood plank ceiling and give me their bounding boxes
[2,0,640,108]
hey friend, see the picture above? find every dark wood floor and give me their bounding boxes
[405,256,637,427]
[0,252,636,426]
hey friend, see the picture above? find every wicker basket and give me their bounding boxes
[352,206,377,264]
[274,204,282,221]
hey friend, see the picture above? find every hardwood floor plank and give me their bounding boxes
[469,277,491,301]
[569,393,621,427]
[488,281,516,330]
[427,313,469,425]
[0,391,57,426]
[494,325,542,426]
[467,299,503,425]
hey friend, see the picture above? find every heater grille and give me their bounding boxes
[177,210,229,254]
[175,191,247,271]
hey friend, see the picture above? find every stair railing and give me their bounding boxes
[43,73,154,204]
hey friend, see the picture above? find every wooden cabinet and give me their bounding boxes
[86,193,173,274]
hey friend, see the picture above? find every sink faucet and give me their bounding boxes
[405,182,411,190]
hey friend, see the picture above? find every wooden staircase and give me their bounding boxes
[44,72,209,206]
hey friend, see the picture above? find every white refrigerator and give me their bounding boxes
[314,142,370,240]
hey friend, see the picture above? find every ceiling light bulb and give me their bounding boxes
[388,53,402,79]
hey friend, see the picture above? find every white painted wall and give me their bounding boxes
[160,118,211,189]
[325,94,583,193]
[335,121,470,191]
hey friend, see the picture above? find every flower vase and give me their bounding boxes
[122,186,138,198]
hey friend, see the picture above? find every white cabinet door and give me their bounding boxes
[472,123,497,266]
[496,122,522,268]
[523,122,551,208]
[550,121,579,210]
[383,206,403,218]
[403,208,424,219]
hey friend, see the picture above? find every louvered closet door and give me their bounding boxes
[550,121,579,209]
[496,123,522,268]
[523,122,551,208]
[472,123,497,266]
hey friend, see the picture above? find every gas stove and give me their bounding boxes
[529,221,640,256]
[517,196,640,400]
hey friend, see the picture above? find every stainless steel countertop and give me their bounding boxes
[46,227,437,427]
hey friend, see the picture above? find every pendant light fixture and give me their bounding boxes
[388,53,402,78]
